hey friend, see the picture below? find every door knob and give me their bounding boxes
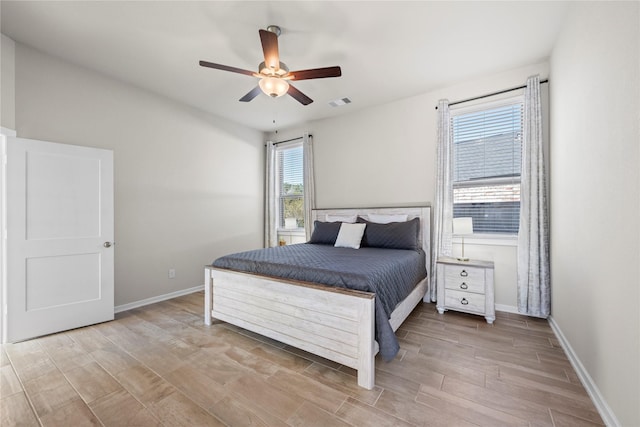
[103,242,113,248]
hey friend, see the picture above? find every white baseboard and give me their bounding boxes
[548,316,619,427]
[114,285,204,314]
[495,304,519,314]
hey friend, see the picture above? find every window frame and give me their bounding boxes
[450,95,524,237]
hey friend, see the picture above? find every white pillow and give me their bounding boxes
[367,213,408,224]
[326,214,357,223]
[334,223,366,249]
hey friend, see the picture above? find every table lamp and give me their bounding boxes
[453,217,473,261]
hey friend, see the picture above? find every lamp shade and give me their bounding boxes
[284,218,297,229]
[259,76,289,97]
[453,217,473,235]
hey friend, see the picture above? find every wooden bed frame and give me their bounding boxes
[204,206,431,389]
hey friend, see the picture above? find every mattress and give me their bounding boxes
[212,243,427,360]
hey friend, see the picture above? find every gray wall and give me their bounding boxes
[549,2,639,426]
[10,42,264,307]
[271,5,640,419]
[271,61,549,311]
[1,34,16,130]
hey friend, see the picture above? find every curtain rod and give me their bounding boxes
[270,135,312,146]
[435,79,548,110]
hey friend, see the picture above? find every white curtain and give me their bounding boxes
[430,99,454,301]
[302,133,316,240]
[517,75,550,317]
[264,141,277,248]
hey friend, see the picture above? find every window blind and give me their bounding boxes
[451,101,523,234]
[276,144,304,229]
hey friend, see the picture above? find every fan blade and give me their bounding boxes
[287,84,313,105]
[239,86,262,102]
[289,66,342,81]
[199,60,255,77]
[259,29,280,71]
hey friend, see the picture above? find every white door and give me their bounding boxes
[4,136,114,343]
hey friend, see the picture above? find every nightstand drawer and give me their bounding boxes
[443,265,485,294]
[445,289,485,313]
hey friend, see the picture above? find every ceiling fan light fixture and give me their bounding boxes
[200,25,341,105]
[259,76,289,98]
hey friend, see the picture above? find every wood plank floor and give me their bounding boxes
[1,291,603,426]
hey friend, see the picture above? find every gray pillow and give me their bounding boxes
[357,217,420,250]
[308,220,341,245]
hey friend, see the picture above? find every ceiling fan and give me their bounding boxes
[199,25,342,105]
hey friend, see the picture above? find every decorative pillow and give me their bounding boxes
[308,221,341,245]
[357,217,420,250]
[367,213,409,224]
[325,214,357,223]
[334,223,367,249]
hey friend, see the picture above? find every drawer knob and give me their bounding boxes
[460,283,468,290]
[461,298,469,305]
[460,270,468,277]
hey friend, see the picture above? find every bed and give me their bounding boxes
[204,206,431,389]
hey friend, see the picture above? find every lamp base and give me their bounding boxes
[456,257,469,262]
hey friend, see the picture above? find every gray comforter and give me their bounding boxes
[212,243,427,361]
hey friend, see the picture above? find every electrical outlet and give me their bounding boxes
[168,268,176,279]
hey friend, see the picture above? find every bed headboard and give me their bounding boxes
[311,206,432,272]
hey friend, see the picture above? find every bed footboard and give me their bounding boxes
[204,266,376,389]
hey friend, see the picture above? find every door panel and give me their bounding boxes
[26,151,101,239]
[5,137,114,343]
[26,253,101,310]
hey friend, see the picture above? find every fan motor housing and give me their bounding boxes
[258,61,289,77]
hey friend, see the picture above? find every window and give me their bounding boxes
[276,142,304,230]
[451,98,523,234]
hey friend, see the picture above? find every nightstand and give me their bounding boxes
[436,256,495,324]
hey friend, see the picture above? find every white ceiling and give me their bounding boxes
[1,1,570,132]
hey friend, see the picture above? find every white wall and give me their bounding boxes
[12,42,264,306]
[272,61,549,310]
[550,2,639,426]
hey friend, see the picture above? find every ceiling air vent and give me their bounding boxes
[329,97,352,107]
